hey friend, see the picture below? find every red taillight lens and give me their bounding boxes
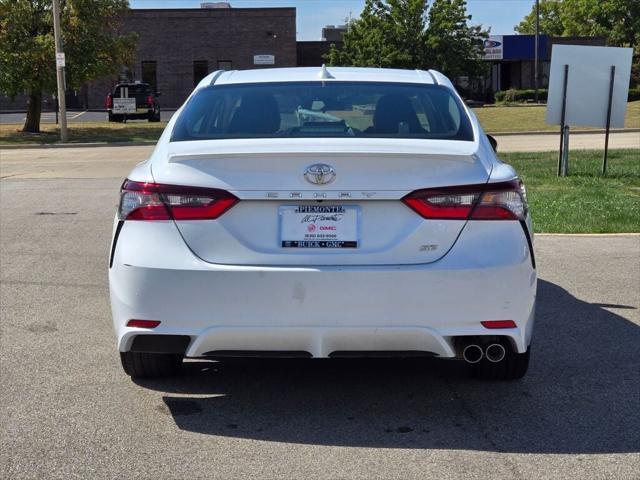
[126,319,161,328]
[146,95,154,106]
[118,180,238,221]
[481,320,517,329]
[403,180,527,220]
[106,94,113,109]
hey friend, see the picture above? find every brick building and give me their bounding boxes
[0,5,297,111]
[88,6,296,109]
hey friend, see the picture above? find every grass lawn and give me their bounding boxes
[473,101,640,133]
[0,120,167,145]
[501,149,640,233]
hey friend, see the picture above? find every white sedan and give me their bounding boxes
[109,66,536,380]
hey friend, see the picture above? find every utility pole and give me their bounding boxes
[534,0,540,103]
[52,0,68,142]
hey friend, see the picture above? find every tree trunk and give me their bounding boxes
[22,91,42,133]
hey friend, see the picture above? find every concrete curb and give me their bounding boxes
[0,141,156,150]
[491,128,640,136]
[536,233,640,237]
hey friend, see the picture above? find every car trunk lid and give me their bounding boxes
[152,138,489,266]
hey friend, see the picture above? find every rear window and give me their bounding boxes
[171,82,474,142]
[113,84,152,97]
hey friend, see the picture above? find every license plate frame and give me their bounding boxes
[279,205,360,249]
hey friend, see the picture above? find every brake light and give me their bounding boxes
[403,180,527,220]
[146,95,154,106]
[105,94,113,109]
[118,180,238,221]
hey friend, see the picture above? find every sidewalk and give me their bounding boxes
[493,131,639,152]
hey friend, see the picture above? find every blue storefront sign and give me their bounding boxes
[484,35,549,61]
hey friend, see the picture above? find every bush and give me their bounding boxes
[495,89,548,103]
[495,88,640,103]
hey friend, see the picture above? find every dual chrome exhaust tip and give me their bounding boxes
[462,343,506,364]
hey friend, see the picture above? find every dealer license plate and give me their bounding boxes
[280,205,359,248]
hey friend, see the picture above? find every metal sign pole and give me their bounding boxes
[123,86,128,124]
[602,65,616,176]
[534,0,539,103]
[557,64,569,176]
[52,0,68,142]
[561,126,570,176]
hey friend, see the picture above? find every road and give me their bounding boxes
[1,149,639,479]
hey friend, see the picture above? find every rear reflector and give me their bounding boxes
[481,320,517,329]
[403,180,527,220]
[126,319,161,328]
[119,180,238,221]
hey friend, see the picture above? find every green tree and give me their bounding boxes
[514,0,564,36]
[426,0,487,79]
[515,0,640,84]
[516,0,639,45]
[0,0,136,133]
[327,0,429,69]
[327,0,487,80]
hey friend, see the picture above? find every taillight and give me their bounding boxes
[146,95,154,106]
[105,94,113,109]
[403,180,527,220]
[118,180,238,221]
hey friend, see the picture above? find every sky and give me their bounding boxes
[129,0,535,41]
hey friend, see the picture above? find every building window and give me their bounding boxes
[217,60,232,71]
[141,61,157,92]
[194,61,209,86]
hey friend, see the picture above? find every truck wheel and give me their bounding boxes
[148,110,161,122]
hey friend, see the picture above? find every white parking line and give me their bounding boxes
[35,111,87,121]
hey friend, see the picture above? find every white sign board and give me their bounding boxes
[254,54,275,65]
[483,36,503,60]
[55,52,65,68]
[112,97,136,114]
[546,45,633,128]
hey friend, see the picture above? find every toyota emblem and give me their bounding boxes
[304,164,336,185]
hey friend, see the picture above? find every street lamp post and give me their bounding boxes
[534,0,540,103]
[52,0,68,142]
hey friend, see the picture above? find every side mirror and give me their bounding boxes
[487,134,498,152]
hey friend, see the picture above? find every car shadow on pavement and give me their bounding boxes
[135,279,640,453]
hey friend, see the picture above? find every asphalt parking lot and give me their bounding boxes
[1,148,639,479]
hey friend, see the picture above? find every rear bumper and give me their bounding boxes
[109,220,536,358]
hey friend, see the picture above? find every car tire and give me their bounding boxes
[468,345,530,381]
[108,113,123,123]
[120,351,183,378]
